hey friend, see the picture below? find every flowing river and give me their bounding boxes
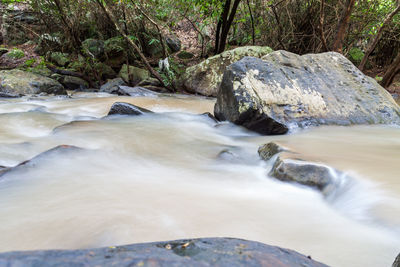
[0,92,399,267]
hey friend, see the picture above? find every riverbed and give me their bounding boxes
[0,93,399,267]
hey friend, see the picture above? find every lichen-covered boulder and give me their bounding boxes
[0,69,65,96]
[118,64,150,83]
[0,238,328,267]
[180,46,273,96]
[214,51,400,135]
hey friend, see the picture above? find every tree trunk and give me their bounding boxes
[246,0,255,45]
[319,0,329,52]
[380,51,400,88]
[95,0,173,92]
[359,4,400,71]
[332,0,357,53]
[217,0,241,54]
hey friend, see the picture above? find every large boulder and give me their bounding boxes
[214,51,400,135]
[0,238,328,267]
[0,69,66,96]
[180,46,273,96]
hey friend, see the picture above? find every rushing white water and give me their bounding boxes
[0,93,399,267]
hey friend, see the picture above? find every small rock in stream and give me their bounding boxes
[107,102,153,116]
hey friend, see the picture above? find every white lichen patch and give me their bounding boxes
[240,69,328,116]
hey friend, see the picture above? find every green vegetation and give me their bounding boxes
[7,49,25,59]
[2,0,399,88]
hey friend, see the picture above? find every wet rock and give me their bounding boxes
[180,46,273,96]
[0,145,82,178]
[118,64,150,84]
[0,238,328,267]
[99,78,126,94]
[258,143,343,194]
[269,155,340,193]
[0,92,21,98]
[393,253,400,267]
[107,102,153,116]
[166,35,181,53]
[0,69,66,95]
[61,75,88,90]
[201,112,218,122]
[118,86,159,97]
[258,142,288,161]
[214,51,400,135]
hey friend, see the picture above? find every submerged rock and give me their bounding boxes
[214,51,400,135]
[107,102,153,116]
[0,145,82,178]
[0,238,328,267]
[180,46,273,96]
[0,69,66,96]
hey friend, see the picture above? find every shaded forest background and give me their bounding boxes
[1,0,399,92]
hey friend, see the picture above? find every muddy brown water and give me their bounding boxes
[0,92,399,267]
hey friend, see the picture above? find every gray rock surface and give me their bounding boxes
[214,51,400,135]
[258,142,343,195]
[0,238,328,267]
[107,102,153,116]
[394,253,400,267]
[0,69,66,95]
[99,78,126,94]
[180,46,273,96]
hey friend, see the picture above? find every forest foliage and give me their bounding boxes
[1,0,400,88]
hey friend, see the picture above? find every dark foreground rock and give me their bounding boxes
[0,145,82,178]
[0,69,66,96]
[214,51,400,135]
[394,253,400,267]
[259,142,343,195]
[0,238,328,267]
[107,102,153,116]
